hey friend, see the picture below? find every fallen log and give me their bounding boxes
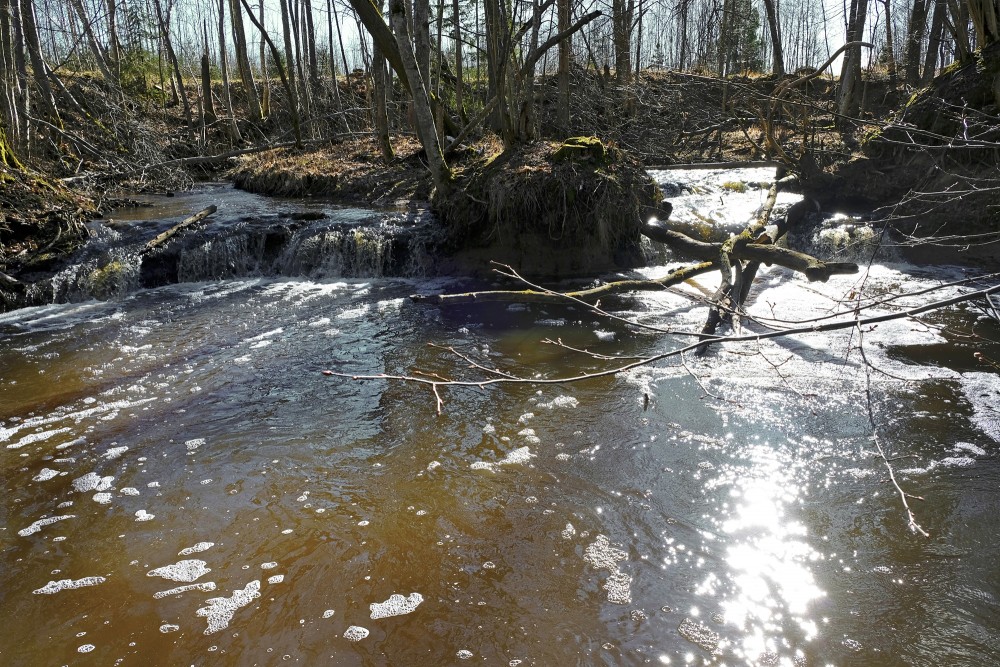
[641,219,858,282]
[141,205,217,255]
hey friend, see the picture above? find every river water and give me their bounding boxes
[2,172,999,666]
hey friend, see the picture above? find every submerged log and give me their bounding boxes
[142,205,217,254]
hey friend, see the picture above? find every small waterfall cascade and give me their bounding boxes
[10,186,442,309]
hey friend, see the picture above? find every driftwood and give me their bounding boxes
[142,205,217,254]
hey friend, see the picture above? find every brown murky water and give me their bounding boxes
[2,182,1000,666]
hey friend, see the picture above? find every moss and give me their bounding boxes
[552,136,608,164]
[720,181,747,193]
[89,260,126,298]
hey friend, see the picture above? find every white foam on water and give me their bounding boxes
[369,592,424,620]
[517,412,534,423]
[482,424,496,434]
[260,561,278,569]
[538,395,579,410]
[147,559,211,582]
[153,582,217,599]
[583,534,633,604]
[562,523,576,539]
[178,542,215,556]
[535,318,567,326]
[955,442,986,456]
[72,472,115,493]
[196,580,261,635]
[56,501,73,508]
[267,575,284,584]
[32,468,60,482]
[18,514,75,537]
[457,649,474,659]
[134,510,155,521]
[102,446,129,460]
[78,644,95,653]
[185,438,205,451]
[594,329,616,342]
[32,576,106,594]
[93,492,113,504]
[6,427,72,450]
[343,625,369,641]
[470,446,536,472]
[322,610,335,618]
[120,487,139,496]
[159,624,180,633]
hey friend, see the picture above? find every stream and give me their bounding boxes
[2,171,999,666]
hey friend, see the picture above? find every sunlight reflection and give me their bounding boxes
[709,445,825,665]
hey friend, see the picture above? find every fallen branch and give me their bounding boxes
[327,281,1000,413]
[141,205,217,254]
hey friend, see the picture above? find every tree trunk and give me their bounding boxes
[762,0,785,76]
[904,0,930,85]
[838,0,869,118]
[106,0,121,74]
[612,0,634,84]
[66,0,116,85]
[229,0,263,120]
[389,0,450,195]
[882,0,897,82]
[372,0,393,161]
[452,0,464,118]
[259,0,271,117]
[201,30,217,125]
[922,0,947,83]
[218,0,242,141]
[18,0,59,124]
[557,0,570,133]
[240,0,301,143]
[412,0,432,86]
[303,0,320,87]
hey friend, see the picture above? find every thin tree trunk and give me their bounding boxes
[389,0,450,195]
[838,0,870,118]
[240,0,301,143]
[882,0,897,82]
[372,0,393,160]
[557,0,570,133]
[66,0,116,84]
[201,22,217,125]
[413,0,432,85]
[452,0,464,118]
[229,0,263,120]
[259,0,271,117]
[904,0,930,85]
[921,0,946,83]
[219,0,243,141]
[303,0,319,86]
[18,0,59,125]
[762,0,785,76]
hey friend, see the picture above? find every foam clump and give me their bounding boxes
[343,625,369,641]
[102,446,129,460]
[196,580,261,634]
[32,468,60,482]
[178,542,215,556]
[33,576,106,594]
[267,575,284,584]
[72,472,115,493]
[147,559,211,582]
[134,510,155,522]
[678,617,720,653]
[93,492,113,504]
[538,395,579,410]
[153,582,217,599]
[18,514,75,537]
[159,624,180,633]
[583,535,628,571]
[185,438,205,451]
[471,446,536,472]
[603,571,633,605]
[369,592,424,620]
